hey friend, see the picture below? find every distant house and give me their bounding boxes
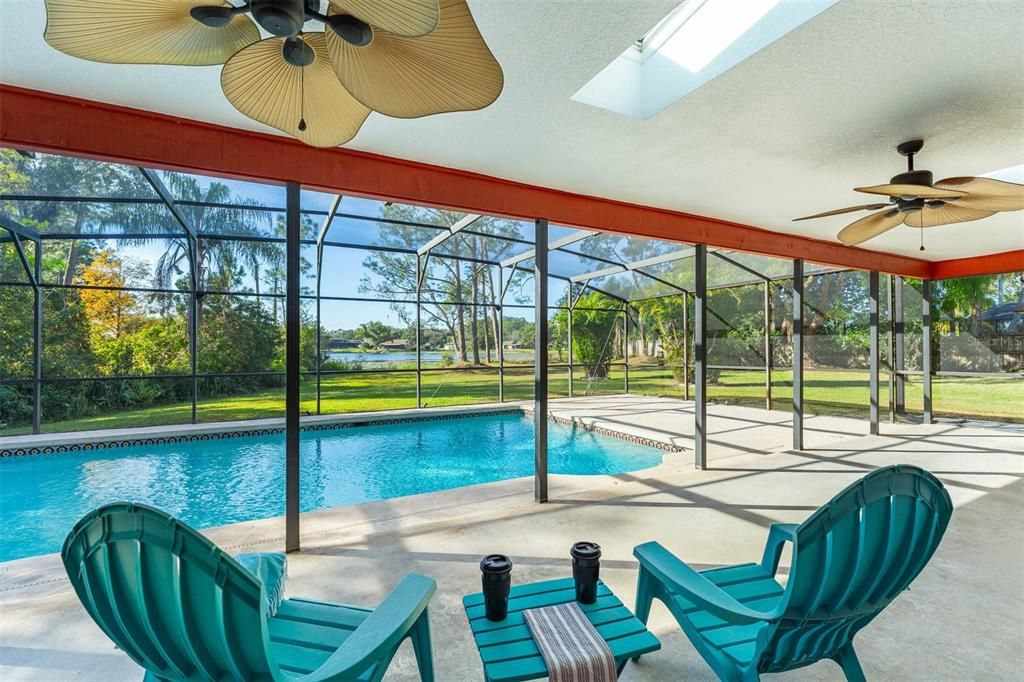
[982,301,1024,333]
[503,341,524,350]
[379,339,409,350]
[327,339,359,350]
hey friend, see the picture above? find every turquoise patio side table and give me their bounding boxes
[463,577,661,681]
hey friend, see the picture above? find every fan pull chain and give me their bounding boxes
[298,33,307,133]
[919,227,925,251]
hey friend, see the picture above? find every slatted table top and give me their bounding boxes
[462,577,661,682]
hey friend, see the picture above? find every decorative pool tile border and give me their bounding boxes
[546,414,686,453]
[0,407,684,456]
[0,409,525,457]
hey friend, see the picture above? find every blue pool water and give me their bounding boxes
[0,414,663,561]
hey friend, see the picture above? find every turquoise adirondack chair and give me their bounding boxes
[62,503,436,681]
[633,464,953,681]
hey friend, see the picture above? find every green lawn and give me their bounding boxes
[627,367,1024,422]
[3,366,1021,436]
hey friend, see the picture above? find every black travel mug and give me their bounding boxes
[480,554,513,621]
[571,541,602,604]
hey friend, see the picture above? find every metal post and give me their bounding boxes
[682,292,689,401]
[315,243,322,416]
[285,182,301,553]
[415,255,422,409]
[694,245,707,469]
[922,278,933,424]
[793,259,804,450]
[32,237,41,435]
[139,167,201,424]
[764,281,772,411]
[313,194,341,417]
[2,224,43,433]
[623,305,630,394]
[190,237,199,424]
[886,275,895,422]
[869,271,880,435]
[534,218,549,502]
[498,297,505,402]
[893,276,905,416]
[567,289,574,398]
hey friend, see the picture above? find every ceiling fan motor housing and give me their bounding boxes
[189,5,235,27]
[251,0,307,37]
[890,169,933,188]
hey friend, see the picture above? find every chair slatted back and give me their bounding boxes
[62,503,277,681]
[763,465,952,672]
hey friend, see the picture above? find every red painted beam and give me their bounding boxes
[0,83,977,279]
[931,250,1024,280]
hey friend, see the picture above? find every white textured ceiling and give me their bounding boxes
[1,0,1023,261]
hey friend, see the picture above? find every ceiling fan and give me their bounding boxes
[794,139,1024,249]
[42,0,504,148]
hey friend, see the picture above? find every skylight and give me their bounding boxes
[648,0,782,73]
[984,164,1024,184]
[572,0,839,120]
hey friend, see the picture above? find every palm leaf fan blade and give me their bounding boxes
[793,203,891,221]
[936,177,1024,212]
[43,0,259,65]
[904,203,995,228]
[837,209,905,246]
[325,0,503,118]
[221,34,370,148]
[330,0,439,37]
[853,183,965,200]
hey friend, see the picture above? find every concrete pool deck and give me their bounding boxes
[1,397,1022,680]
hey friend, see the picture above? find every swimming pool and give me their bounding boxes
[0,413,665,561]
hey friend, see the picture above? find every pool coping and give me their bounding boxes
[0,398,687,456]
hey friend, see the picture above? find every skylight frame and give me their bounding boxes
[571,0,841,120]
[634,0,706,61]
[643,0,784,74]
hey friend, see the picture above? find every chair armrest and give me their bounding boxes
[634,542,772,625]
[759,523,798,576]
[303,573,436,682]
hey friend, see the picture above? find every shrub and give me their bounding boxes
[0,384,32,426]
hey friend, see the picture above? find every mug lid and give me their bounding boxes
[570,541,602,559]
[480,554,513,573]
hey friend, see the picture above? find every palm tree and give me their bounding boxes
[151,174,276,332]
[938,276,995,337]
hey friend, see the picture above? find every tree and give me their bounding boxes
[76,251,146,333]
[0,149,29,210]
[503,317,534,348]
[123,318,189,375]
[151,174,276,330]
[633,295,688,382]
[6,152,176,285]
[936,276,995,336]
[76,250,154,373]
[198,295,279,375]
[358,205,525,364]
[355,321,394,349]
[0,152,329,427]
[553,291,620,378]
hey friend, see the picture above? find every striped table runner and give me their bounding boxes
[523,602,617,682]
